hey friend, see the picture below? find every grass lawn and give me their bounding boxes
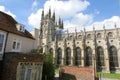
[97,72,120,79]
[55,68,59,74]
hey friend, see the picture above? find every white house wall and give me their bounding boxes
[5,33,34,53]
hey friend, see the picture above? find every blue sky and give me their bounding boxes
[0,0,120,31]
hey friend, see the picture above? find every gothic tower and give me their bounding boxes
[39,9,56,53]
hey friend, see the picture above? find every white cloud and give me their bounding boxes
[0,6,5,11]
[44,0,90,18]
[72,13,93,26]
[85,16,120,31]
[32,0,38,10]
[28,0,120,33]
[28,9,42,29]
[0,5,16,18]
[28,0,90,29]
[65,16,120,32]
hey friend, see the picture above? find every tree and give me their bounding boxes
[42,53,55,80]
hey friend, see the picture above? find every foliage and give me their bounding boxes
[97,72,120,79]
[61,77,74,80]
[31,48,43,53]
[55,68,59,74]
[42,53,55,80]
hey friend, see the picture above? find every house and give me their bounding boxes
[0,11,36,60]
[0,11,43,80]
[1,52,43,80]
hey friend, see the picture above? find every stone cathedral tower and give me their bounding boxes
[39,9,63,53]
[39,9,120,73]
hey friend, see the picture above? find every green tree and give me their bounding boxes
[42,53,55,80]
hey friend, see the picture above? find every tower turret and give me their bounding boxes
[58,17,63,29]
[61,20,64,29]
[52,11,55,23]
[41,9,44,20]
[49,8,51,18]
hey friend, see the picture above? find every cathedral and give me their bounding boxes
[39,9,120,73]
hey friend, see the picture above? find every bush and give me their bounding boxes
[42,53,55,80]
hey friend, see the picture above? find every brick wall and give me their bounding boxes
[0,52,43,80]
[61,66,97,80]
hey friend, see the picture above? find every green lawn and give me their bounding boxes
[97,72,120,79]
[55,68,59,74]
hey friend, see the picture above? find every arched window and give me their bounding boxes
[75,47,81,66]
[66,47,71,65]
[108,32,113,38]
[97,33,101,38]
[96,46,104,71]
[57,48,62,65]
[26,64,32,80]
[78,35,82,39]
[19,64,26,80]
[69,35,73,40]
[109,46,118,71]
[87,34,91,39]
[49,48,53,55]
[85,47,92,66]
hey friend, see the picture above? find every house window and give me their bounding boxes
[17,62,43,80]
[12,40,21,52]
[26,64,32,80]
[16,24,25,32]
[0,33,6,53]
[34,64,42,80]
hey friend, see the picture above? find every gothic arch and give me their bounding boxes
[109,46,118,72]
[75,47,81,66]
[108,32,113,38]
[49,48,53,55]
[85,47,92,67]
[87,34,91,39]
[66,47,71,65]
[78,35,82,39]
[97,33,101,38]
[57,48,62,65]
[96,46,104,71]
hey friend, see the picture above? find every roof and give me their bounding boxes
[0,11,34,39]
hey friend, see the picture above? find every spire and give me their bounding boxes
[75,27,77,33]
[67,28,69,34]
[61,19,64,29]
[93,25,95,31]
[52,11,55,22]
[114,23,117,28]
[41,9,44,20]
[75,27,77,39]
[58,17,61,28]
[49,7,51,18]
[84,27,86,32]
[58,17,61,25]
[103,24,105,30]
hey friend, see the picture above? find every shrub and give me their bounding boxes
[42,53,55,80]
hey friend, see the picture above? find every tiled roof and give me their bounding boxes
[0,11,34,39]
